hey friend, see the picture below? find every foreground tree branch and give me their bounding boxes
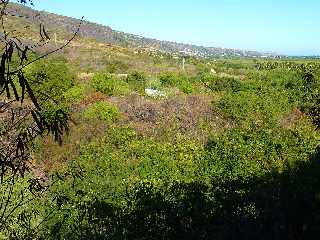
[0,0,83,231]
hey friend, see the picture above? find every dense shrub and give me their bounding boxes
[84,101,120,122]
[179,80,193,94]
[26,58,76,101]
[64,85,86,103]
[104,60,129,73]
[36,148,320,240]
[213,69,308,126]
[299,71,320,127]
[216,89,291,126]
[126,71,147,93]
[6,59,320,240]
[201,73,244,92]
[158,72,194,94]
[203,123,318,180]
[91,72,129,96]
[159,72,180,86]
[0,175,45,240]
[107,126,138,148]
[24,58,74,141]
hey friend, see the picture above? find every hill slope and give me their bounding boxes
[8,3,277,58]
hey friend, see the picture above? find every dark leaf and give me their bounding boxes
[19,72,41,110]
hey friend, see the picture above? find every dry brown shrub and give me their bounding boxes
[281,107,305,128]
[80,92,108,107]
[78,72,94,82]
[34,115,108,173]
[112,94,232,142]
[114,94,160,123]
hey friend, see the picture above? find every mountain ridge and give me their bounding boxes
[10,3,279,58]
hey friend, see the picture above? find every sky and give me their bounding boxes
[31,0,320,56]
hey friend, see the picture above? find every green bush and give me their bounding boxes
[35,125,319,239]
[25,58,76,101]
[107,126,138,148]
[299,71,320,127]
[25,59,73,140]
[176,74,193,94]
[179,81,193,94]
[217,91,286,126]
[126,71,146,93]
[203,124,318,180]
[200,73,244,92]
[159,72,180,86]
[38,102,70,143]
[148,78,163,90]
[214,70,296,126]
[91,72,129,96]
[84,101,120,122]
[104,60,129,73]
[64,85,86,103]
[158,73,194,94]
[0,175,45,239]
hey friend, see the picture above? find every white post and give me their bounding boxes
[182,57,185,71]
[54,33,57,47]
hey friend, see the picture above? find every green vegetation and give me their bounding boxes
[91,72,129,96]
[4,57,319,239]
[26,58,76,101]
[126,71,146,93]
[104,60,129,73]
[2,5,320,239]
[84,101,120,122]
[64,85,86,103]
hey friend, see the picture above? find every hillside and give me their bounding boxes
[8,3,278,58]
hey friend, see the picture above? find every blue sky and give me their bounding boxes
[32,0,320,56]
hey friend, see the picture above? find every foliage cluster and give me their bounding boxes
[91,72,129,96]
[158,72,193,94]
[84,101,120,123]
[26,58,76,102]
[126,71,146,93]
[8,118,318,239]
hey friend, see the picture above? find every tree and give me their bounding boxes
[0,0,82,233]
